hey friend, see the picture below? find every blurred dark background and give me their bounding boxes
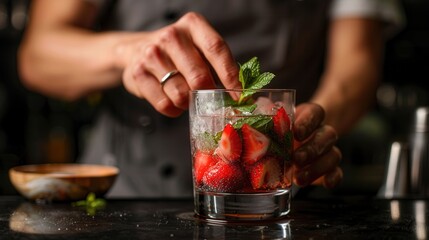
[0,0,99,194]
[1,0,428,196]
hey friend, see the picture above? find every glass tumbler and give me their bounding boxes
[189,89,295,222]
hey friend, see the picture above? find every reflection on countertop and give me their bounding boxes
[6,198,291,239]
[1,196,429,239]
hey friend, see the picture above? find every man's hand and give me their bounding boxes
[293,103,343,189]
[119,12,241,117]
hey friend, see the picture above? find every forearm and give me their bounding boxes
[311,51,381,135]
[18,27,131,101]
[310,18,384,135]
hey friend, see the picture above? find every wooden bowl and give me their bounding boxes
[9,164,119,202]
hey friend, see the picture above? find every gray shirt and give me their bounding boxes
[81,0,404,197]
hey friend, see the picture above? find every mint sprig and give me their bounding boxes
[72,192,106,216]
[238,57,275,104]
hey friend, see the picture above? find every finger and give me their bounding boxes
[294,146,342,187]
[123,62,183,117]
[176,12,241,89]
[137,74,184,117]
[294,125,338,167]
[142,44,177,80]
[143,44,190,110]
[294,103,325,141]
[162,74,191,110]
[311,167,343,189]
[155,23,216,90]
[323,166,343,189]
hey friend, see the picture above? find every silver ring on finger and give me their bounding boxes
[160,70,179,87]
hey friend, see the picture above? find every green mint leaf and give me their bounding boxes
[241,72,275,99]
[235,104,257,113]
[239,68,253,89]
[72,192,106,216]
[233,115,273,133]
[222,94,239,107]
[72,200,87,207]
[87,192,96,202]
[239,90,255,102]
[239,57,260,89]
[89,199,106,208]
[250,72,275,90]
[238,57,275,104]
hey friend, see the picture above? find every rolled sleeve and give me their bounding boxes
[330,0,406,38]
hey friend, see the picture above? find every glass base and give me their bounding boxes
[194,189,291,222]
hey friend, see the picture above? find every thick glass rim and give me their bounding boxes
[190,89,296,94]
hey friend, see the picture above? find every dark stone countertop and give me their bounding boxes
[0,195,426,239]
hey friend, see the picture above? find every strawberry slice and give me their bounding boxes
[241,124,270,165]
[273,107,291,141]
[193,150,218,185]
[202,161,246,192]
[215,124,242,162]
[249,156,282,190]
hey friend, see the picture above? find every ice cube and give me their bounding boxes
[253,97,276,115]
[218,106,239,117]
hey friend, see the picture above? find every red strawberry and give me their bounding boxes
[273,107,291,140]
[241,124,270,165]
[193,151,218,185]
[202,161,246,192]
[249,156,282,190]
[215,124,242,162]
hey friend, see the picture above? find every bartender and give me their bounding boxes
[17,0,404,197]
